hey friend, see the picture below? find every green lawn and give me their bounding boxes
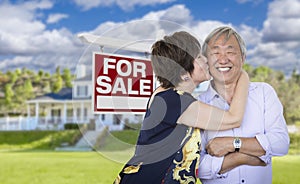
[0,151,299,184]
[272,155,300,184]
[0,151,123,184]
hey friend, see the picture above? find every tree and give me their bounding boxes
[55,66,61,76]
[23,79,34,99]
[4,84,14,106]
[291,68,300,85]
[252,66,272,82]
[6,71,18,84]
[62,68,73,88]
[42,81,51,93]
[38,70,44,78]
[15,68,21,76]
[243,63,254,78]
[51,75,63,93]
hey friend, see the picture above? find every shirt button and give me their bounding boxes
[241,179,245,183]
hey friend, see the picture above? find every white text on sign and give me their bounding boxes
[96,58,152,95]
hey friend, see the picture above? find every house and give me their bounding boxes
[0,64,210,131]
[24,66,143,131]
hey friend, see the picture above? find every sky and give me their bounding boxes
[0,0,299,76]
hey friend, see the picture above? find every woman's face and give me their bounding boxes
[191,53,211,84]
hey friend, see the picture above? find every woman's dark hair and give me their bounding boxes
[151,31,201,88]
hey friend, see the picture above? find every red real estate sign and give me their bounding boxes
[93,53,154,114]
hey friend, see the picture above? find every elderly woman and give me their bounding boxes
[114,31,249,184]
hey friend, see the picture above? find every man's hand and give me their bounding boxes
[219,152,267,174]
[206,137,234,157]
[206,136,266,157]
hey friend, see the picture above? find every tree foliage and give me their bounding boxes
[0,65,299,124]
[4,84,14,106]
[62,68,73,88]
[51,75,63,93]
[0,67,75,116]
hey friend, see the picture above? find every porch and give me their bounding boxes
[0,115,124,131]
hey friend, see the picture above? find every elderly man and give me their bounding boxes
[197,26,290,184]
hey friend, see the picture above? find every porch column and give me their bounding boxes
[27,104,30,130]
[19,116,22,130]
[35,102,39,129]
[73,105,77,123]
[6,116,9,130]
[81,102,84,123]
[63,102,67,125]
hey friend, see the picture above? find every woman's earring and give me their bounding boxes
[184,76,190,81]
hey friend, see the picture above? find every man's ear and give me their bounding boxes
[242,55,246,64]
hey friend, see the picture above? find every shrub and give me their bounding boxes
[64,123,81,130]
[124,123,141,130]
[289,133,300,151]
[0,130,82,150]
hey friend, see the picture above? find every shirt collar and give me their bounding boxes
[204,81,257,102]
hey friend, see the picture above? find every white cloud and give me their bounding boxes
[247,48,297,75]
[235,0,263,4]
[47,13,69,24]
[190,21,227,43]
[0,56,33,71]
[72,0,175,11]
[0,1,81,72]
[0,1,299,77]
[117,0,176,11]
[232,0,300,75]
[0,2,47,35]
[235,24,261,47]
[262,0,300,42]
[268,0,300,18]
[71,0,114,11]
[87,5,194,41]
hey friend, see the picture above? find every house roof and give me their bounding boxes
[32,87,73,101]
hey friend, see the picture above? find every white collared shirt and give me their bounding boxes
[198,82,290,184]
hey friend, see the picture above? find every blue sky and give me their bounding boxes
[0,0,299,76]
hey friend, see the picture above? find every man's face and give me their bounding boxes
[207,34,244,84]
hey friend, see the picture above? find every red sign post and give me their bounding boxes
[93,53,154,114]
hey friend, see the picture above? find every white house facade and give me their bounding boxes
[0,72,143,131]
[0,63,210,131]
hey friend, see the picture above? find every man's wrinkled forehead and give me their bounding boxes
[208,33,242,53]
[210,33,237,46]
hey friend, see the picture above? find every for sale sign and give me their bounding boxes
[93,53,154,114]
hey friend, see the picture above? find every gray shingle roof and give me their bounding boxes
[33,87,72,101]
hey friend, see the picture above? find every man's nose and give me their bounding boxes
[217,53,229,64]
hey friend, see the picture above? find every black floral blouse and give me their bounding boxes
[114,88,201,184]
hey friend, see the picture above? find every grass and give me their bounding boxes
[0,151,299,184]
[0,130,82,150]
[272,155,300,184]
[0,130,299,183]
[0,151,123,184]
[97,129,139,151]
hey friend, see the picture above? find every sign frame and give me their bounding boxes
[92,52,155,114]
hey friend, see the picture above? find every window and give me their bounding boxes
[76,108,81,118]
[51,109,61,117]
[84,108,88,117]
[76,85,88,97]
[67,109,73,117]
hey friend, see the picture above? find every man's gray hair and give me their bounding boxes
[202,26,246,58]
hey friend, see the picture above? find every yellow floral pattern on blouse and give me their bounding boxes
[172,128,201,184]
